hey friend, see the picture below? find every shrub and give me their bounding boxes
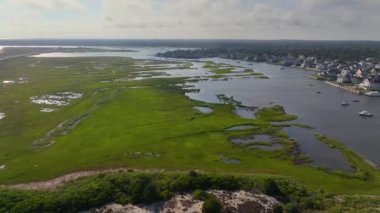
[0,173,326,212]
[202,197,222,213]
[262,179,282,197]
[284,203,300,213]
[273,204,284,213]
[193,189,210,201]
[129,175,161,204]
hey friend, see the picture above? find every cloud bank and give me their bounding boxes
[0,0,379,40]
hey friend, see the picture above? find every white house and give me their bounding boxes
[359,75,380,91]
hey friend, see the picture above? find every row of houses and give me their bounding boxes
[217,51,380,91]
[276,55,380,91]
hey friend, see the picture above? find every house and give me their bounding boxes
[320,68,338,81]
[316,63,327,72]
[337,69,352,83]
[359,75,380,91]
[282,58,294,67]
[301,60,313,69]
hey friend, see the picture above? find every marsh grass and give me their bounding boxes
[0,56,378,197]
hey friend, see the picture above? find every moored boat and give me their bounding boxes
[365,91,380,97]
[359,111,373,117]
[341,101,349,106]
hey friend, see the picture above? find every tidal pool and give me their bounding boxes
[219,154,241,164]
[230,137,254,145]
[30,92,82,106]
[234,106,256,119]
[230,134,283,151]
[230,134,274,145]
[249,143,283,150]
[193,106,213,114]
[225,124,254,131]
[253,134,273,141]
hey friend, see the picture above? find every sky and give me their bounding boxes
[0,0,379,40]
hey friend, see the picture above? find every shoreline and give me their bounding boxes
[265,62,367,95]
[324,81,363,95]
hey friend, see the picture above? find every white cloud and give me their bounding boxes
[21,0,86,12]
[0,0,379,40]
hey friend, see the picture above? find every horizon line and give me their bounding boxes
[1,38,380,42]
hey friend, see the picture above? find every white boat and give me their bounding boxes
[359,111,373,117]
[341,101,349,106]
[365,91,380,97]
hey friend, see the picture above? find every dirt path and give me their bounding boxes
[4,168,167,190]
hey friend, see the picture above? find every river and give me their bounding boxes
[25,47,380,165]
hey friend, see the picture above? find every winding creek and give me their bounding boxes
[29,47,380,168]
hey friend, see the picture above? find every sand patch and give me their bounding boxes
[91,190,279,213]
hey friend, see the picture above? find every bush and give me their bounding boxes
[193,189,210,201]
[273,204,284,213]
[0,173,325,212]
[129,175,161,204]
[202,197,221,213]
[262,179,282,197]
[301,197,322,210]
[284,203,300,213]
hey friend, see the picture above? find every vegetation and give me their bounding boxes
[0,172,339,212]
[310,73,327,80]
[193,189,222,213]
[203,61,237,75]
[1,171,378,212]
[316,134,379,180]
[202,197,222,213]
[158,40,380,61]
[256,105,298,122]
[272,204,284,213]
[0,54,379,212]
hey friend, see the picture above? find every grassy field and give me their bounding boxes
[0,56,379,196]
